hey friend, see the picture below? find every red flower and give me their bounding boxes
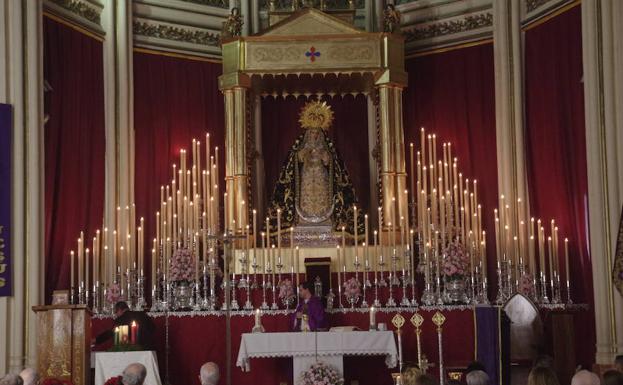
[104,376,123,385]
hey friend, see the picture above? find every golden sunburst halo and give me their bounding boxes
[299,101,334,131]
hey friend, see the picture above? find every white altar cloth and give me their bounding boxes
[94,351,162,385]
[236,331,398,376]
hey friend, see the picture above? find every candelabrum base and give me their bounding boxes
[193,302,202,311]
[361,300,369,308]
[238,278,248,289]
[244,300,253,310]
[260,301,269,310]
[400,297,411,307]
[270,302,279,310]
[421,290,435,306]
[410,298,419,307]
[372,298,382,307]
[386,297,397,307]
[230,299,240,310]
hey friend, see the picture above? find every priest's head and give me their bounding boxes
[114,301,130,318]
[299,281,313,300]
[199,362,220,385]
[122,363,146,385]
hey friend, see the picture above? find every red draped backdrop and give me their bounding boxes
[261,95,370,212]
[524,4,594,365]
[403,43,499,290]
[44,17,106,303]
[133,52,225,287]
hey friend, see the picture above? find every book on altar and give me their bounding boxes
[329,326,361,332]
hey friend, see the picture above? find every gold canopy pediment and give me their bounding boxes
[220,8,407,93]
[259,8,363,36]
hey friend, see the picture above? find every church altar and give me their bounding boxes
[236,331,398,380]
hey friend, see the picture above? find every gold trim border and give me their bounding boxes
[405,38,493,59]
[522,0,581,31]
[133,47,222,64]
[42,11,103,41]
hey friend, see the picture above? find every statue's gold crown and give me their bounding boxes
[299,101,334,131]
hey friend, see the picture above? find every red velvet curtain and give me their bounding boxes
[403,43,499,287]
[261,94,370,211]
[133,52,225,286]
[524,4,594,365]
[44,17,106,303]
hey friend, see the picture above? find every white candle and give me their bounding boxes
[369,306,376,327]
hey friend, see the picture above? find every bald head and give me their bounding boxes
[19,368,39,385]
[122,363,147,385]
[199,362,219,385]
[571,370,600,385]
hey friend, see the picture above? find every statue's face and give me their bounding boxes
[305,128,322,143]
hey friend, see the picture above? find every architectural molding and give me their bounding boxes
[522,0,579,27]
[133,20,220,46]
[398,0,494,53]
[43,0,104,36]
[132,0,227,57]
[403,12,492,41]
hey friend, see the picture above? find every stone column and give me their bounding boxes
[102,0,134,287]
[0,0,44,373]
[582,0,623,365]
[492,0,529,231]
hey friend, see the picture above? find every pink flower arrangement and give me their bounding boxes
[106,283,122,304]
[342,277,361,297]
[169,248,196,282]
[278,279,295,300]
[442,242,469,279]
[299,362,344,385]
[518,273,535,296]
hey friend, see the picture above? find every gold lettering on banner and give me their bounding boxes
[0,265,6,274]
[0,277,4,287]
[252,46,300,63]
[326,45,374,61]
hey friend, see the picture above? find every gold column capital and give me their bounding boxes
[219,72,251,91]
[374,69,408,88]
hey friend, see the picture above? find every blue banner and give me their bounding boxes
[0,103,11,296]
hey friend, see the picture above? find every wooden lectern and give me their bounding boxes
[32,303,91,385]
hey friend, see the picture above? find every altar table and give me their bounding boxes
[237,331,398,380]
[94,351,162,385]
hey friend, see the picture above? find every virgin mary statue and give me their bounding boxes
[267,101,364,235]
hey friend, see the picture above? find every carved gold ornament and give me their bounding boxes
[391,313,406,330]
[299,101,334,131]
[410,312,424,328]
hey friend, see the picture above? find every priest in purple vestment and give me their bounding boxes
[291,281,328,331]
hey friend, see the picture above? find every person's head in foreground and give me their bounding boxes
[199,362,220,385]
[0,375,23,385]
[616,355,623,373]
[298,281,313,300]
[122,363,147,385]
[413,374,437,385]
[571,370,600,385]
[114,301,130,318]
[603,370,623,385]
[466,370,490,385]
[528,366,559,385]
[19,368,39,385]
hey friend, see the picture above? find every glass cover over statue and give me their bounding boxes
[267,101,364,236]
